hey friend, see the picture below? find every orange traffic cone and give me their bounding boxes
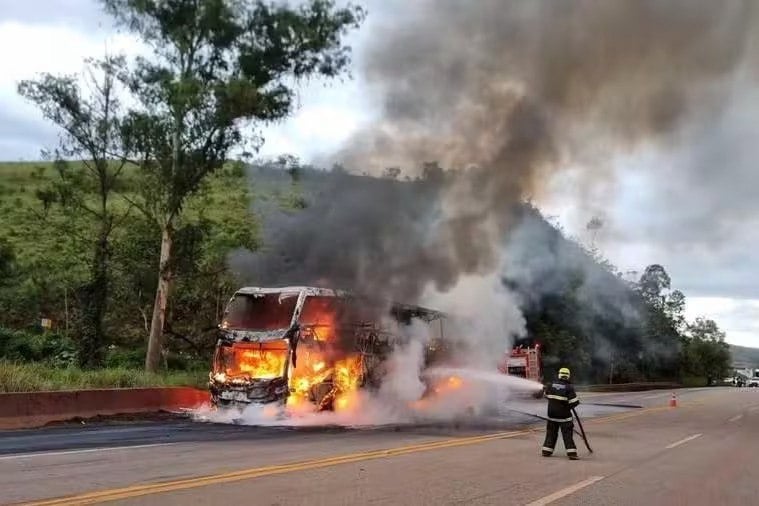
[669,392,678,407]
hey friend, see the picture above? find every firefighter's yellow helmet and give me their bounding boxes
[558,367,571,379]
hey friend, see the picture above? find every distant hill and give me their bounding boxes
[730,345,759,368]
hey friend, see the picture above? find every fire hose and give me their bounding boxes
[504,408,584,438]
[572,408,593,454]
[505,407,593,453]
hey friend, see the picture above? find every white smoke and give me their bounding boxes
[377,334,429,403]
[420,269,526,369]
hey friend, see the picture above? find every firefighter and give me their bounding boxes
[542,367,580,460]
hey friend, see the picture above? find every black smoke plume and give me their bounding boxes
[232,0,756,309]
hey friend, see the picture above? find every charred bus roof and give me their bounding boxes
[228,286,446,323]
[234,286,350,297]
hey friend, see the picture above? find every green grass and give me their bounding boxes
[0,160,255,251]
[0,361,208,392]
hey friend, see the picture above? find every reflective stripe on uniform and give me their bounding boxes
[568,397,579,404]
[548,416,573,422]
[566,448,578,454]
[547,394,568,401]
[542,447,554,452]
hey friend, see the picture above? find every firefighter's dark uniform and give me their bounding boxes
[542,368,579,459]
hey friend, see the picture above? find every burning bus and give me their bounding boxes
[209,285,545,412]
[209,286,452,411]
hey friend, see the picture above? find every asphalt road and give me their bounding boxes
[2,387,755,505]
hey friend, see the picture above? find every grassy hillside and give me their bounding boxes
[0,160,259,364]
[730,344,759,368]
[0,160,255,254]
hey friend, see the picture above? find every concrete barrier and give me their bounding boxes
[0,387,211,429]
[576,382,681,393]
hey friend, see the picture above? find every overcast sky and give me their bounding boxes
[0,1,756,348]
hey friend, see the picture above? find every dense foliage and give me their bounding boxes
[0,161,265,371]
[12,0,364,371]
[518,248,732,385]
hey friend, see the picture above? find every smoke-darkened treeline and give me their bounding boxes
[232,164,731,385]
[0,159,731,384]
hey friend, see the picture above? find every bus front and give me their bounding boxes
[209,289,301,407]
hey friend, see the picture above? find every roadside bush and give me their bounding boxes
[166,351,208,371]
[0,327,77,366]
[104,347,207,371]
[104,346,146,369]
[0,361,208,392]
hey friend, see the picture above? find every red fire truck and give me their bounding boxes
[503,344,542,381]
[499,343,544,397]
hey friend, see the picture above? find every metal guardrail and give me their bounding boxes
[576,382,681,393]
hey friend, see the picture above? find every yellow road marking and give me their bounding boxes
[14,400,705,506]
[13,431,529,506]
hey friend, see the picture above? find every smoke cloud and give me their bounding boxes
[328,0,759,306]
[225,0,759,412]
[341,0,753,169]
[237,0,757,303]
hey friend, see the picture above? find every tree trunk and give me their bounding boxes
[145,223,173,372]
[77,227,109,369]
[64,287,69,336]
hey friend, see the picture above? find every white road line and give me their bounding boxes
[749,406,759,413]
[728,414,743,422]
[525,476,605,506]
[665,433,702,449]
[0,443,175,461]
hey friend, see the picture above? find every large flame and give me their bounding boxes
[219,342,288,379]
[287,352,364,410]
[408,374,466,411]
[216,303,365,413]
[286,302,365,411]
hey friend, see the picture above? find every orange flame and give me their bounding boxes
[286,350,364,409]
[432,375,464,394]
[335,396,350,411]
[218,341,288,379]
[408,374,467,411]
[286,303,364,410]
[217,301,366,412]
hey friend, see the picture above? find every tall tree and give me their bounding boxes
[688,317,727,342]
[684,317,731,384]
[101,0,365,371]
[18,55,130,367]
[638,264,671,307]
[664,289,687,333]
